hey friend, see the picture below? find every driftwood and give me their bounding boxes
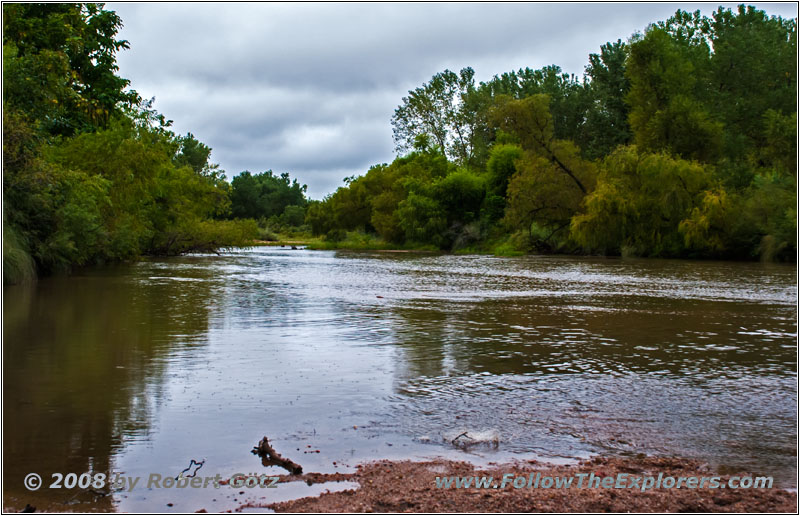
[451,431,470,445]
[252,436,303,474]
[450,431,499,450]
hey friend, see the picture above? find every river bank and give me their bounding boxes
[251,235,441,252]
[246,456,797,513]
[5,455,794,513]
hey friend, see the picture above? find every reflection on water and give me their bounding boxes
[3,249,797,511]
[3,265,215,510]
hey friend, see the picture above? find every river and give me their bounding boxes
[3,248,797,511]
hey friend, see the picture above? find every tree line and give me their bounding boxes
[4,4,796,284]
[309,5,796,261]
[2,4,312,283]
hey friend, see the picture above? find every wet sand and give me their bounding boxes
[244,456,796,513]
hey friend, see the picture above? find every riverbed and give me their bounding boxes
[3,248,796,511]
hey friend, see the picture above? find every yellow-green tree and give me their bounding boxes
[571,146,718,257]
[491,94,595,249]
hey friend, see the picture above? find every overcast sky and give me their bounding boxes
[109,2,797,199]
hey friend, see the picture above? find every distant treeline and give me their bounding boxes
[3,4,796,284]
[308,5,796,260]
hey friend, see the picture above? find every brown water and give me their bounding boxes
[3,249,797,511]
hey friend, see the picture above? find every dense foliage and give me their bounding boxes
[230,170,307,221]
[3,4,264,283]
[4,4,796,285]
[311,5,796,261]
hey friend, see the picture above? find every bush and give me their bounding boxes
[257,226,279,241]
[325,228,347,243]
[3,222,36,284]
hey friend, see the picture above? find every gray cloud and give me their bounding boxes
[110,2,797,199]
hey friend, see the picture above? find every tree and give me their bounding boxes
[305,200,335,236]
[45,120,251,258]
[759,110,796,177]
[571,146,717,257]
[433,169,485,228]
[3,4,262,282]
[480,65,590,147]
[679,187,734,255]
[3,3,139,135]
[738,172,796,261]
[490,94,594,195]
[396,192,447,246]
[625,26,722,162]
[503,142,594,249]
[392,67,482,166]
[171,132,230,218]
[329,177,371,231]
[490,95,596,247]
[361,163,405,243]
[173,132,212,174]
[229,170,307,220]
[485,143,522,198]
[704,5,797,161]
[281,205,306,227]
[367,151,452,244]
[582,40,632,158]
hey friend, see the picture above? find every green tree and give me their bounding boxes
[433,169,485,227]
[626,27,722,162]
[173,132,212,174]
[759,110,796,177]
[3,3,139,135]
[582,40,632,158]
[3,4,261,282]
[739,172,796,261]
[305,199,335,236]
[480,65,590,147]
[491,94,595,195]
[281,205,306,227]
[396,192,447,247]
[230,170,307,220]
[392,67,482,166]
[171,132,230,218]
[485,143,522,199]
[361,163,406,243]
[705,5,797,161]
[329,176,371,231]
[490,95,596,248]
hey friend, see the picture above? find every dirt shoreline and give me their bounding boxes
[4,456,795,513]
[240,456,796,513]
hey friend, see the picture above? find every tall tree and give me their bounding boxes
[392,67,482,167]
[480,65,589,146]
[705,5,797,161]
[582,40,632,159]
[625,26,722,162]
[3,3,139,135]
[491,95,596,247]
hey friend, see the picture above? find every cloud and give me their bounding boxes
[109,2,798,199]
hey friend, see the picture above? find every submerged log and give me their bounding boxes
[252,436,303,475]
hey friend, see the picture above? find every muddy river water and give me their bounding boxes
[4,248,796,511]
